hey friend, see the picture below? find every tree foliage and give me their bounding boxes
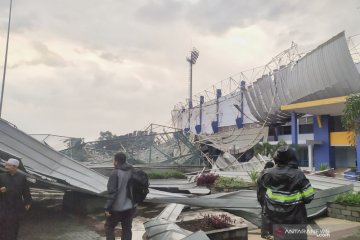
[95,130,122,151]
[342,93,360,145]
[254,140,287,158]
[98,131,118,141]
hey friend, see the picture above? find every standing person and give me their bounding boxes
[257,161,275,239]
[104,152,136,240]
[0,158,32,240]
[261,146,314,240]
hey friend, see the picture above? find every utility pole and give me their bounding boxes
[0,0,13,118]
[148,124,152,166]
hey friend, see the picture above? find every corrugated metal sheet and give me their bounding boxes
[148,184,353,227]
[144,219,210,240]
[155,203,185,222]
[198,125,268,154]
[0,119,108,194]
[245,32,360,124]
[144,203,210,240]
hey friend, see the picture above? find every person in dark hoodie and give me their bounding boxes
[104,152,135,240]
[260,146,314,240]
[257,161,275,239]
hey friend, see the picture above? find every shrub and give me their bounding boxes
[319,163,329,171]
[201,214,235,229]
[247,170,259,184]
[147,171,186,179]
[335,191,360,205]
[350,167,357,172]
[196,173,219,186]
[317,163,335,177]
[214,176,247,189]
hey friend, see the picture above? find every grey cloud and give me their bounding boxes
[10,41,67,68]
[185,0,298,35]
[32,41,67,66]
[3,0,360,140]
[99,52,124,63]
[11,13,40,33]
[136,0,185,24]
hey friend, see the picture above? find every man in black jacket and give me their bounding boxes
[257,161,275,239]
[0,158,32,240]
[259,147,314,240]
[104,152,135,240]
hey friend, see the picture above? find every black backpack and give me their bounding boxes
[127,168,149,205]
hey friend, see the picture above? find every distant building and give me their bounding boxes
[172,32,360,171]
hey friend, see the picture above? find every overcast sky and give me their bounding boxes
[0,0,359,141]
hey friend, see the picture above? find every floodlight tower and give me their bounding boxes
[186,48,199,109]
[0,0,13,118]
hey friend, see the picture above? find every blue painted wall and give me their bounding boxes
[236,81,245,129]
[313,115,332,170]
[195,96,204,134]
[291,112,298,144]
[212,89,221,133]
[355,114,360,171]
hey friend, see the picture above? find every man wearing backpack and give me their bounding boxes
[104,152,136,240]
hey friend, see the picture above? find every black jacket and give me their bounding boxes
[259,165,314,224]
[0,172,32,218]
[256,169,268,207]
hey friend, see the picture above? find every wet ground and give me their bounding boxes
[17,197,251,240]
[18,199,166,240]
[19,199,103,240]
[17,197,360,240]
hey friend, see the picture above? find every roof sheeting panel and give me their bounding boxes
[243,88,263,122]
[0,119,107,194]
[287,32,359,103]
[149,184,353,227]
[248,85,268,120]
[198,126,268,154]
[246,32,360,124]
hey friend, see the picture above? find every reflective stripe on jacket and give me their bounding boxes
[266,183,314,205]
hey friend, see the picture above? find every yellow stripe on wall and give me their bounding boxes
[281,96,347,111]
[330,132,355,146]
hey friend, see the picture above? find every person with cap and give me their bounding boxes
[257,161,275,239]
[0,158,32,240]
[259,146,314,240]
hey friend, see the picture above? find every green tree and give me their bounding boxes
[96,131,122,151]
[254,140,287,158]
[342,93,360,145]
[98,131,118,141]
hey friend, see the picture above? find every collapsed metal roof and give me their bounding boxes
[144,203,210,240]
[198,125,268,155]
[148,184,353,227]
[244,31,360,124]
[0,119,108,194]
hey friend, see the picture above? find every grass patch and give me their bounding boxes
[247,170,259,184]
[335,191,360,205]
[214,176,249,189]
